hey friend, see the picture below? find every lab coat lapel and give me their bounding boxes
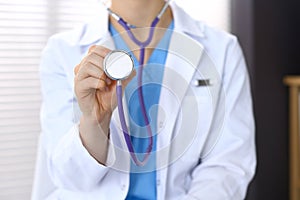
[156,31,204,165]
[156,3,205,197]
[156,1,205,152]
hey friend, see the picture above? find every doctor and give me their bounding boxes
[34,0,256,199]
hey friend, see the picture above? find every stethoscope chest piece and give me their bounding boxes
[103,50,134,81]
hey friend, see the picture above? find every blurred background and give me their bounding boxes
[0,0,299,199]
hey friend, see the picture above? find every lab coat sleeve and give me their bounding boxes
[39,36,111,191]
[183,38,256,200]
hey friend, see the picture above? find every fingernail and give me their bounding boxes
[89,45,96,52]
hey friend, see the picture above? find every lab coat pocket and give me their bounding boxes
[176,88,213,164]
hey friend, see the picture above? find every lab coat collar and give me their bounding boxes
[78,3,110,46]
[170,1,205,38]
[156,28,204,196]
[78,1,206,46]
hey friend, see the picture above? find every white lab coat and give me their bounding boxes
[32,2,256,200]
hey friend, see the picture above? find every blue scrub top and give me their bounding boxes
[109,21,174,200]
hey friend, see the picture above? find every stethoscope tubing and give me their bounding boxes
[107,0,170,166]
[115,48,154,166]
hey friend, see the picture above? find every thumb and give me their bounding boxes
[121,69,136,89]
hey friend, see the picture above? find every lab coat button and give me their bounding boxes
[157,179,161,186]
[159,121,163,128]
[121,184,126,190]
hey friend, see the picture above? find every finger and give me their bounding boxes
[89,45,111,58]
[85,52,105,70]
[77,76,107,92]
[88,45,97,53]
[96,86,117,111]
[76,52,107,81]
[75,45,111,78]
[75,46,111,76]
[74,57,91,77]
[74,64,80,75]
[122,69,137,88]
[77,63,107,81]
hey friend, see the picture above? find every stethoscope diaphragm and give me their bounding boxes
[103,50,134,81]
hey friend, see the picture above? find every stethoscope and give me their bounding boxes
[102,0,170,166]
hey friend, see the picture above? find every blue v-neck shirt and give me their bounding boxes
[109,21,174,200]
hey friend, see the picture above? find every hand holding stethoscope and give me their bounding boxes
[74,46,135,125]
[74,46,136,165]
[74,46,152,166]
